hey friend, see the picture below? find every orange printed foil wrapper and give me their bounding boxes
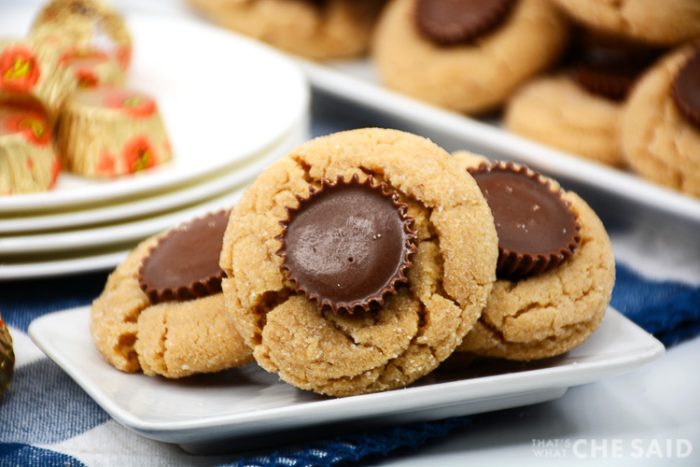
[0,39,78,118]
[57,87,172,178]
[59,48,125,88]
[0,105,61,195]
[30,0,133,72]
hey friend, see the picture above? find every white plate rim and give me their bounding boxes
[0,10,309,213]
[0,187,245,255]
[0,117,307,254]
[0,250,129,280]
[299,60,700,224]
[0,117,307,234]
[28,306,664,438]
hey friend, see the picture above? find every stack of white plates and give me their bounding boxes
[0,10,309,280]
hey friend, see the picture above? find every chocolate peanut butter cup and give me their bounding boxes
[139,210,230,303]
[569,35,664,101]
[672,47,700,129]
[277,175,417,313]
[415,0,516,46]
[469,162,580,279]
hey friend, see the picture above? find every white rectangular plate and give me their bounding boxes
[29,306,663,453]
[300,59,700,228]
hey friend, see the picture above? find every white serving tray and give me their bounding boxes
[299,59,700,229]
[29,306,663,454]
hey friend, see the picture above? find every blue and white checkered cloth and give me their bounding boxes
[2,223,699,466]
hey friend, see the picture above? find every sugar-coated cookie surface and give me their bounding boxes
[453,155,615,360]
[505,76,624,167]
[551,0,700,46]
[621,45,700,199]
[91,233,252,379]
[220,128,499,396]
[373,0,568,114]
[188,0,384,60]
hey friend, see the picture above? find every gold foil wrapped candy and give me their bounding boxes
[30,0,132,72]
[0,104,60,195]
[57,87,172,177]
[0,314,13,398]
[59,47,125,88]
[0,39,77,117]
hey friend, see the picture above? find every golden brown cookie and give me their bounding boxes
[620,44,700,198]
[220,128,499,396]
[551,0,700,46]
[373,0,568,114]
[505,33,667,167]
[505,76,623,166]
[452,155,615,360]
[91,212,253,379]
[188,0,385,60]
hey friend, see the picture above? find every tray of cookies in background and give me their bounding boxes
[29,128,664,450]
[187,0,700,228]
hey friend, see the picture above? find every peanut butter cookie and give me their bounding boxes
[620,44,700,198]
[188,0,385,60]
[506,76,623,166]
[91,211,252,379]
[551,0,700,46]
[220,128,499,396]
[505,33,666,167]
[373,0,568,114]
[452,154,615,360]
